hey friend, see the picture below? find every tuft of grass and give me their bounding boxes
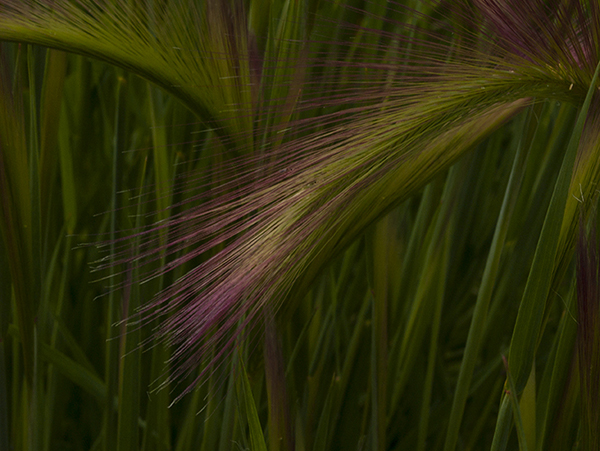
[0,1,600,450]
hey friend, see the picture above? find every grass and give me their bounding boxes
[1,0,600,450]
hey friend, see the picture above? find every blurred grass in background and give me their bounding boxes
[0,0,599,450]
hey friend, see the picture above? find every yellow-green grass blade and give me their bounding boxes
[490,394,513,451]
[503,356,529,451]
[236,358,268,451]
[519,363,537,451]
[248,0,271,48]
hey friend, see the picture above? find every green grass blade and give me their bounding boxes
[7,324,106,403]
[443,104,538,451]
[103,72,127,451]
[519,364,537,450]
[39,49,67,235]
[369,216,391,451]
[490,394,513,451]
[57,100,77,233]
[327,291,370,447]
[173,387,202,451]
[218,368,238,451]
[536,284,577,450]
[508,60,600,393]
[312,376,336,451]
[116,156,146,451]
[503,357,529,451]
[0,43,34,389]
[236,359,268,451]
[417,232,448,451]
[0,340,10,451]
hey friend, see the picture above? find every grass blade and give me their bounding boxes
[236,358,268,451]
[508,60,600,393]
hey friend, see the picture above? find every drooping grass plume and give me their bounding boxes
[1,1,600,449]
[98,0,600,398]
[3,0,595,395]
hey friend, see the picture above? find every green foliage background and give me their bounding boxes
[0,1,599,450]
